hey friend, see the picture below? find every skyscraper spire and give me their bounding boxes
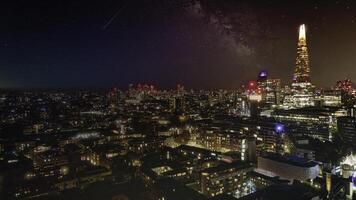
[298,24,306,42]
[293,24,311,83]
[289,24,315,108]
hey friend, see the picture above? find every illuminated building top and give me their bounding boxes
[341,154,356,166]
[298,24,306,42]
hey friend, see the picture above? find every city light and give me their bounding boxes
[274,123,285,133]
[1,2,356,200]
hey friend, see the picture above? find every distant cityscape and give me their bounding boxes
[1,23,356,200]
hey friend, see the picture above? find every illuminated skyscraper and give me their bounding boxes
[290,24,314,107]
[293,24,310,84]
[266,79,281,105]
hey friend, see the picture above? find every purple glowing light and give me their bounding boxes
[274,124,285,133]
[352,173,356,187]
[259,70,268,78]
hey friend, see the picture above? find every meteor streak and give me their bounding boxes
[102,3,127,30]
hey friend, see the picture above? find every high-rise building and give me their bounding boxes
[321,90,342,107]
[266,79,281,106]
[172,96,185,114]
[107,88,119,110]
[244,80,263,118]
[335,78,355,105]
[335,78,353,94]
[290,24,315,108]
[257,70,268,96]
[293,24,311,84]
[337,116,356,145]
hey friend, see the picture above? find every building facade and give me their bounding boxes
[290,24,315,108]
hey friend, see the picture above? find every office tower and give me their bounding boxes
[291,24,314,107]
[172,96,185,114]
[293,24,311,84]
[337,116,356,145]
[335,78,355,105]
[266,79,281,106]
[257,70,268,100]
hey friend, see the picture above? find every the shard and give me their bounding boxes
[289,24,315,108]
[293,24,311,84]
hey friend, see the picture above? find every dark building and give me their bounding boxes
[154,178,207,200]
[249,101,261,119]
[337,116,356,145]
[172,96,185,114]
[238,184,320,200]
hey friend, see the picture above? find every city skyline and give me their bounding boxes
[2,2,356,199]
[1,0,356,89]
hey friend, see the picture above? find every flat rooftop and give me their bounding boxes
[201,161,251,174]
[260,154,319,168]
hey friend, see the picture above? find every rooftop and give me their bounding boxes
[260,154,319,168]
[201,161,251,174]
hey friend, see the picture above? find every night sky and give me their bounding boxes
[1,0,356,89]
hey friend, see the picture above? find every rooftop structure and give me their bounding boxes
[257,154,320,181]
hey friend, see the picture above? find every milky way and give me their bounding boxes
[0,0,355,89]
